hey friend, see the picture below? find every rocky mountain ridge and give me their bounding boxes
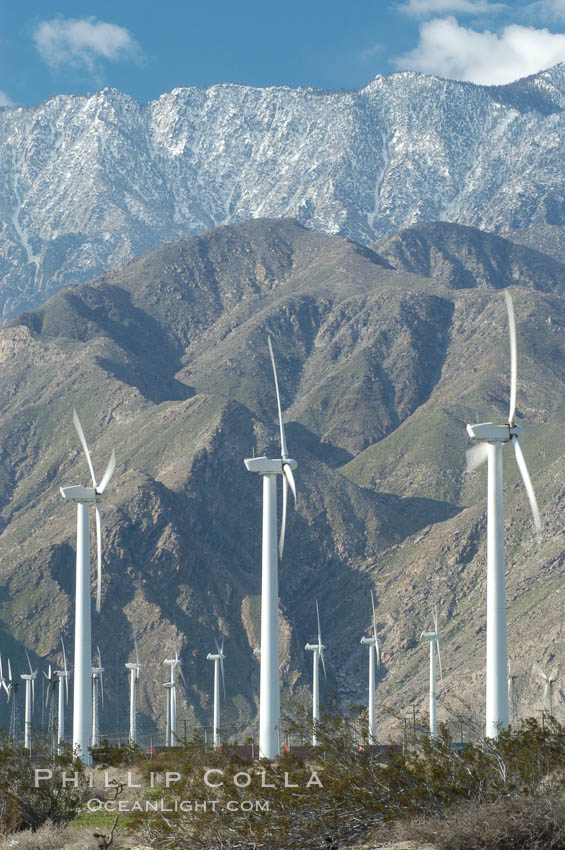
[1,64,565,319]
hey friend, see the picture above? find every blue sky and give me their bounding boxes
[2,0,565,107]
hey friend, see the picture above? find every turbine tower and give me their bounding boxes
[206,637,226,748]
[125,638,142,746]
[465,291,542,739]
[60,410,115,763]
[91,646,104,749]
[21,651,37,751]
[420,606,443,738]
[360,590,380,744]
[305,601,326,746]
[163,634,186,747]
[54,636,70,750]
[244,336,297,759]
[535,664,558,717]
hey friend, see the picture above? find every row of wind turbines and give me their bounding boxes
[9,290,545,761]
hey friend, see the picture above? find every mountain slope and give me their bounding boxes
[1,218,565,740]
[1,64,565,318]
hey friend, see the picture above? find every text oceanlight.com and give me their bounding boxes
[86,798,271,813]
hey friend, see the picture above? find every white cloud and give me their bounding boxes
[0,91,13,106]
[33,16,141,72]
[393,17,565,84]
[534,0,565,21]
[397,0,506,16]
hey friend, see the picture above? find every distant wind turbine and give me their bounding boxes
[420,606,442,738]
[360,590,380,744]
[60,410,115,763]
[535,664,558,717]
[305,601,326,746]
[163,633,186,746]
[465,291,542,739]
[4,659,19,741]
[244,336,297,759]
[54,636,70,751]
[125,638,142,746]
[91,646,104,749]
[207,637,226,748]
[21,651,37,751]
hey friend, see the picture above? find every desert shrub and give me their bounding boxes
[125,712,565,849]
[392,793,565,850]
[0,736,88,832]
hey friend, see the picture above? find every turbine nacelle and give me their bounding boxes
[60,485,97,503]
[244,456,297,475]
[360,636,378,646]
[420,631,439,640]
[466,423,522,443]
[207,653,224,661]
[305,642,326,652]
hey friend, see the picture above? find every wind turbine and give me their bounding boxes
[206,637,226,748]
[465,291,542,739]
[60,410,115,763]
[244,336,297,759]
[420,606,443,738]
[360,590,380,744]
[44,664,57,751]
[163,634,186,747]
[4,659,19,741]
[54,636,70,750]
[91,646,104,749]
[305,601,326,746]
[125,638,142,746]
[21,651,37,751]
[535,664,558,717]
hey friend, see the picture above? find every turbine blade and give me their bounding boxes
[97,645,102,670]
[316,600,322,647]
[375,640,381,671]
[100,671,104,707]
[371,590,377,640]
[436,636,443,682]
[26,650,33,675]
[95,505,103,613]
[72,410,98,487]
[534,663,547,681]
[220,655,226,701]
[433,604,439,636]
[134,636,139,667]
[283,463,297,503]
[512,436,542,542]
[279,471,288,560]
[320,647,327,680]
[268,335,289,458]
[504,291,517,426]
[97,449,116,495]
[32,677,35,710]
[7,659,12,681]
[61,635,68,676]
[465,442,488,473]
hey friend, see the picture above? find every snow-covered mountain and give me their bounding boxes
[1,64,564,319]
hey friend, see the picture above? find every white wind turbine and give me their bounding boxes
[44,664,57,751]
[54,636,70,750]
[91,646,104,749]
[420,606,443,738]
[125,638,142,746]
[206,637,226,748]
[60,410,115,763]
[21,651,37,751]
[4,659,19,741]
[535,664,558,717]
[360,590,380,744]
[305,601,326,746]
[163,634,186,747]
[244,336,297,759]
[466,291,542,739]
